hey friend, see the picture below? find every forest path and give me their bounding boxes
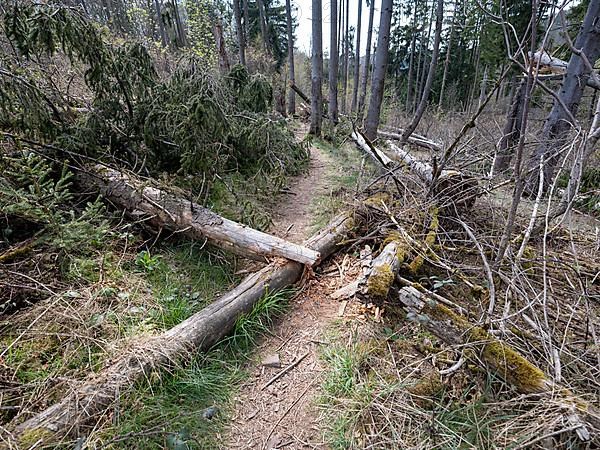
[224,125,342,449]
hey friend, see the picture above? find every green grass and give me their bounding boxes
[138,242,236,330]
[97,288,294,449]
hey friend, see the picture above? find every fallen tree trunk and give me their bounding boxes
[530,51,600,90]
[386,142,478,210]
[351,129,393,167]
[81,165,320,266]
[378,129,442,152]
[13,211,357,444]
[398,285,599,440]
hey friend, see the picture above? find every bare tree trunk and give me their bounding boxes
[213,18,230,73]
[414,3,433,113]
[401,0,442,144]
[171,0,187,47]
[351,0,362,113]
[405,4,418,112]
[153,0,167,47]
[491,78,526,175]
[364,0,394,140]
[478,66,488,109]
[242,0,250,40]
[285,0,296,114]
[233,0,246,65]
[341,0,350,113]
[524,0,600,195]
[256,0,271,54]
[329,0,339,122]
[310,0,323,135]
[438,18,453,110]
[358,0,375,117]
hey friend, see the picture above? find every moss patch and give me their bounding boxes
[367,263,395,299]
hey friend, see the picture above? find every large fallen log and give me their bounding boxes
[398,285,599,440]
[13,211,357,445]
[81,165,320,266]
[530,51,600,90]
[378,129,442,152]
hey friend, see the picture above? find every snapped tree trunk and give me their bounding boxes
[524,0,600,195]
[358,0,375,118]
[233,0,246,65]
[213,18,230,74]
[310,0,323,135]
[80,165,320,265]
[329,0,339,123]
[401,0,442,144]
[351,0,362,113]
[378,129,441,152]
[13,212,358,444]
[285,0,296,114]
[364,0,394,140]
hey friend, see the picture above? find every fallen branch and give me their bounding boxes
[81,165,320,266]
[398,285,599,440]
[13,211,358,444]
[351,129,393,167]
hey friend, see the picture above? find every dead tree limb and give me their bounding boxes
[13,212,358,444]
[398,285,599,440]
[81,165,320,266]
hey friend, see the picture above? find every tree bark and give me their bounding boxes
[364,0,394,140]
[357,0,375,117]
[400,0,442,144]
[233,0,246,65]
[153,0,167,47]
[351,0,362,113]
[310,0,323,135]
[81,165,320,265]
[285,0,296,114]
[13,212,358,443]
[329,0,339,123]
[405,4,418,112]
[213,18,230,74]
[438,18,454,110]
[242,0,250,41]
[341,0,350,113]
[524,0,600,195]
[256,0,271,54]
[491,78,526,175]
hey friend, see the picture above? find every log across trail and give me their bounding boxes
[14,211,358,443]
[81,165,320,266]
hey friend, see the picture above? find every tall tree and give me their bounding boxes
[341,0,350,112]
[365,0,393,140]
[310,0,323,135]
[329,0,339,122]
[524,0,600,195]
[153,0,167,47]
[405,2,418,111]
[357,0,375,116]
[256,0,271,53]
[233,0,246,65]
[243,0,251,40]
[285,0,296,114]
[401,0,442,142]
[438,15,454,109]
[350,0,362,112]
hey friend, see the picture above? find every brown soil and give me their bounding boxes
[224,130,345,449]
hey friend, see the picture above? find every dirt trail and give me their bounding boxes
[224,130,345,449]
